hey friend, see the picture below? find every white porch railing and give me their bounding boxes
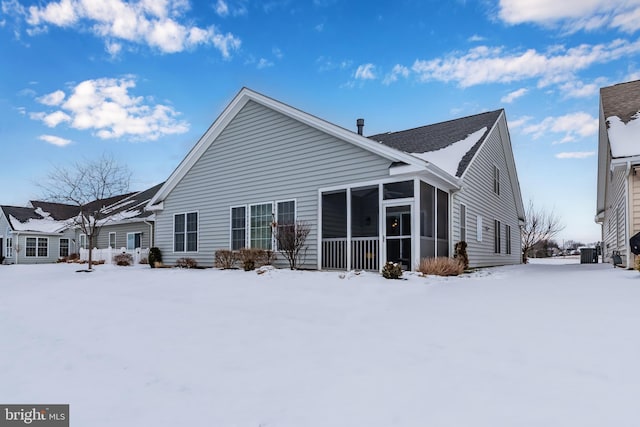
[79,247,150,265]
[321,237,379,271]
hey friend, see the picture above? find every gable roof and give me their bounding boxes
[369,110,503,177]
[600,79,640,159]
[2,184,162,234]
[148,87,463,208]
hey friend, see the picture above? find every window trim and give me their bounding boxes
[79,234,87,250]
[230,205,248,250]
[494,219,502,254]
[26,237,49,258]
[476,215,483,242]
[109,232,117,249]
[173,211,199,253]
[59,238,70,258]
[505,224,512,255]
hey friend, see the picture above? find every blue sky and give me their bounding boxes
[2,0,640,244]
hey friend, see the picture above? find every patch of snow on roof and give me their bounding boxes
[410,127,487,176]
[9,215,68,233]
[34,207,52,219]
[607,114,640,158]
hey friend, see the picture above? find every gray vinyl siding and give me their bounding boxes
[0,212,11,262]
[11,230,76,264]
[96,221,153,250]
[602,164,627,264]
[155,100,393,267]
[451,115,522,267]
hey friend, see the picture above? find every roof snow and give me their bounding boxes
[410,127,487,176]
[607,113,640,158]
[8,214,69,233]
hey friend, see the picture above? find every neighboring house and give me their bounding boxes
[147,88,525,270]
[0,184,162,264]
[596,79,640,268]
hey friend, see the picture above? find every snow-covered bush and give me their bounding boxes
[382,261,403,279]
[214,249,238,269]
[176,257,198,268]
[418,257,464,276]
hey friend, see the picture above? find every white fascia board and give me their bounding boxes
[611,156,640,167]
[148,87,428,207]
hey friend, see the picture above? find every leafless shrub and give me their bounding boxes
[114,253,133,266]
[272,221,311,270]
[176,257,198,268]
[521,200,564,263]
[214,249,238,269]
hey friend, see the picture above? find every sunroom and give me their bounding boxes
[319,177,453,271]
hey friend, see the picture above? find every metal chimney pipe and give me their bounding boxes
[356,118,364,135]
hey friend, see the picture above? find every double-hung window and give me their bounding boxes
[250,203,274,250]
[109,232,117,249]
[127,232,142,250]
[79,234,87,249]
[231,207,247,250]
[59,238,69,257]
[26,237,48,257]
[174,212,198,252]
[494,220,502,254]
[505,224,512,255]
[493,166,500,195]
[460,204,467,242]
[6,237,12,258]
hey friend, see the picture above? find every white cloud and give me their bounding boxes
[411,38,640,88]
[18,0,241,57]
[257,58,273,69]
[39,134,72,146]
[522,111,597,143]
[468,34,485,42]
[30,77,189,141]
[315,22,324,32]
[498,0,640,33]
[383,64,410,85]
[555,151,596,159]
[215,0,229,17]
[501,88,528,103]
[508,115,533,129]
[105,40,122,57]
[316,56,352,72]
[557,79,601,98]
[37,89,65,106]
[354,63,376,80]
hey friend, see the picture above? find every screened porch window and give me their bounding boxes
[6,237,12,258]
[383,180,413,199]
[321,190,347,270]
[250,203,273,250]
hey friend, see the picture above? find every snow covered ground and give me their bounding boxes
[1,262,639,426]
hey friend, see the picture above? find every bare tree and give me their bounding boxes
[272,220,311,270]
[521,200,565,263]
[41,154,131,270]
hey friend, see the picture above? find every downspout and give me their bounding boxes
[14,231,19,265]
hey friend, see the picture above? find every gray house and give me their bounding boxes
[596,79,640,268]
[148,88,524,270]
[1,184,162,264]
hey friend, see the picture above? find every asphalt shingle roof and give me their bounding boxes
[601,79,640,125]
[368,109,503,177]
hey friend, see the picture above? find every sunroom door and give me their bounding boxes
[384,204,412,270]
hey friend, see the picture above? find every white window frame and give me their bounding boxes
[249,202,275,250]
[494,219,502,254]
[505,224,512,255]
[493,165,500,195]
[460,203,467,242]
[59,238,70,258]
[26,237,49,258]
[109,232,117,249]
[5,237,13,258]
[79,234,87,250]
[476,215,483,242]
[127,232,142,250]
[173,211,199,253]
